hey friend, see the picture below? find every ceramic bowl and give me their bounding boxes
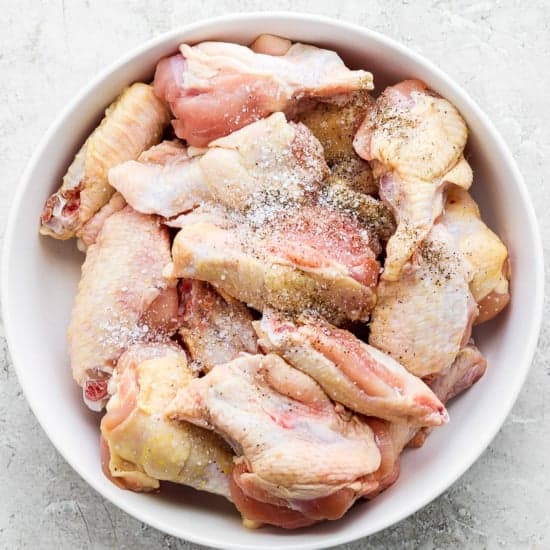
[2,12,544,550]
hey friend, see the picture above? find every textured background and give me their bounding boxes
[1,1,549,548]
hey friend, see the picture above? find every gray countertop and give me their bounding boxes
[1,1,549,548]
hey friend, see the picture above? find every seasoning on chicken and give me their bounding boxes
[165,203,379,324]
[108,140,210,218]
[179,279,258,372]
[297,91,377,193]
[108,114,328,218]
[68,207,178,410]
[256,312,448,426]
[354,79,471,281]
[166,353,381,528]
[320,179,395,243]
[100,343,233,495]
[199,113,328,211]
[369,223,477,377]
[442,187,510,324]
[40,83,170,239]
[153,37,373,146]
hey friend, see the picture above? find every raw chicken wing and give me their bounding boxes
[165,204,379,324]
[256,312,448,426]
[40,84,170,239]
[166,353,381,527]
[354,80,472,280]
[369,223,477,377]
[109,114,328,217]
[154,38,373,146]
[68,207,178,409]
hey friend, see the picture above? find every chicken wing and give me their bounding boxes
[255,312,447,426]
[442,187,510,324]
[179,279,258,372]
[100,343,233,496]
[354,80,471,280]
[166,353,381,527]
[369,223,477,377]
[40,83,170,239]
[296,91,373,159]
[108,140,210,218]
[153,38,373,146]
[165,203,379,324]
[68,207,178,410]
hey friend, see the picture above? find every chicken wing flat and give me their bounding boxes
[179,279,258,372]
[442,187,510,324]
[166,353,381,527]
[100,343,233,496]
[369,223,477,377]
[68,207,178,409]
[165,202,379,324]
[354,79,472,281]
[256,312,448,426]
[40,83,170,239]
[153,37,373,146]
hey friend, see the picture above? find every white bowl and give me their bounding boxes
[2,12,544,550]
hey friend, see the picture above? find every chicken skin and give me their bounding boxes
[369,223,477,377]
[154,37,373,146]
[165,203,379,324]
[256,312,448,426]
[178,279,258,372]
[68,207,178,409]
[100,343,233,496]
[354,79,471,281]
[442,187,510,324]
[40,83,170,239]
[108,140,210,218]
[166,353,381,527]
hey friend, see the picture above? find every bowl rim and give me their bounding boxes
[2,11,544,549]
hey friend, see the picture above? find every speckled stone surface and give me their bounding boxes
[1,1,549,548]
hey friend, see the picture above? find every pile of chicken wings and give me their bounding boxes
[40,34,510,529]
